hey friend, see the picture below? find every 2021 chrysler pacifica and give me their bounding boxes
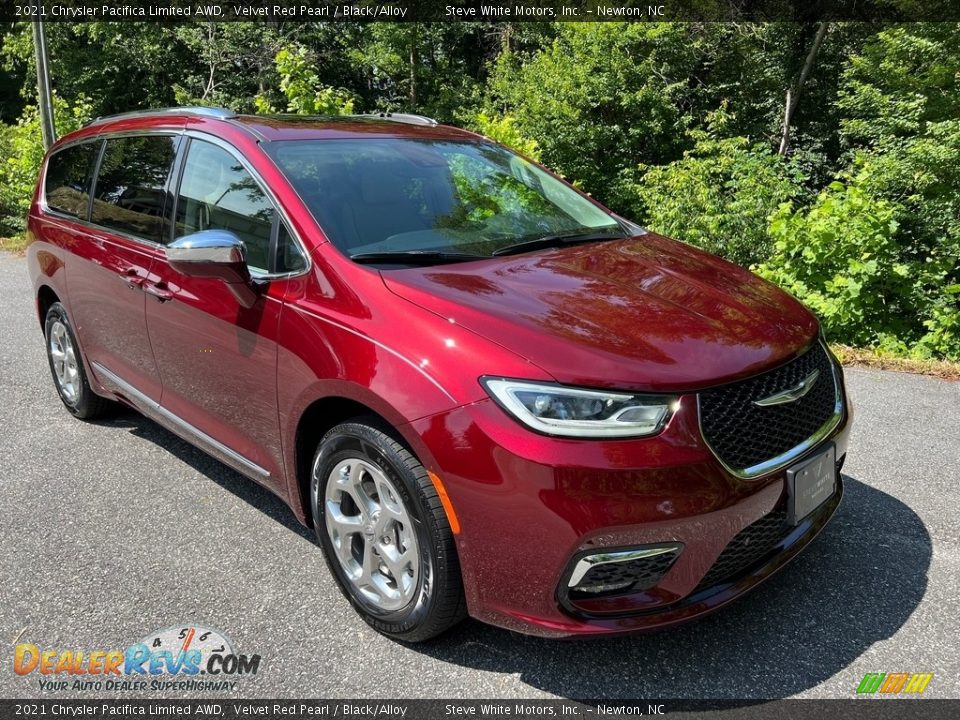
[26,107,851,640]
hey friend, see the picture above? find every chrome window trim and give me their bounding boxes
[567,546,682,587]
[39,127,312,280]
[180,130,312,281]
[91,360,270,480]
[696,340,844,480]
[38,216,158,263]
[39,132,181,250]
[88,132,182,248]
[38,137,103,224]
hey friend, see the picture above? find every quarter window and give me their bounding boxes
[44,142,98,218]
[174,140,275,273]
[277,222,307,274]
[91,135,178,243]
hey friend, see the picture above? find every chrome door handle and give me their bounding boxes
[143,282,174,302]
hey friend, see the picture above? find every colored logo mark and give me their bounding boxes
[857,673,933,695]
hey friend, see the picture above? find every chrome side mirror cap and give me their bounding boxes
[165,230,259,308]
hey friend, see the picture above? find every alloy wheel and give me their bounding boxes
[49,320,80,404]
[323,457,420,612]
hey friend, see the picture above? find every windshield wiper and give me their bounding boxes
[491,227,626,257]
[350,250,485,266]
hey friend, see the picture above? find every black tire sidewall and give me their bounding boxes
[44,303,89,416]
[311,424,439,635]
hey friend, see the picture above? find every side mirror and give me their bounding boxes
[166,230,259,308]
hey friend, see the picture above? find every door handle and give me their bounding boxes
[124,270,144,291]
[143,282,174,302]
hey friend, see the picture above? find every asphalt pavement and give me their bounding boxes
[1,250,958,700]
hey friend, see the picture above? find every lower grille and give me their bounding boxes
[570,549,680,598]
[695,507,788,591]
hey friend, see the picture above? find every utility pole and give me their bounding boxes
[32,15,56,150]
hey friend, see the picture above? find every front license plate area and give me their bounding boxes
[786,444,836,525]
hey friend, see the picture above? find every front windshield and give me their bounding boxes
[263,137,622,261]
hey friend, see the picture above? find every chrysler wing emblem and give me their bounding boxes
[753,369,820,407]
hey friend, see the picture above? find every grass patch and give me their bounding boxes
[831,343,960,381]
[0,233,27,255]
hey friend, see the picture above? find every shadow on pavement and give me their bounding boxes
[101,407,319,546]
[106,407,931,700]
[419,476,930,699]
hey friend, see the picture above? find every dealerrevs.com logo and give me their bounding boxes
[14,625,261,692]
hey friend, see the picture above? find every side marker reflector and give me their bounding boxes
[428,470,461,535]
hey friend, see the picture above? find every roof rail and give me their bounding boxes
[85,106,238,127]
[360,112,439,127]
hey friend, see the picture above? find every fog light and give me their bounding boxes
[573,580,635,594]
[566,545,682,598]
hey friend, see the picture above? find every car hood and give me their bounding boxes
[381,234,819,392]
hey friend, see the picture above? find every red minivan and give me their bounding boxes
[27,107,851,640]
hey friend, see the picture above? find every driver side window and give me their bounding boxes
[174,140,274,273]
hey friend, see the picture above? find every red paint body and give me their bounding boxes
[27,112,851,637]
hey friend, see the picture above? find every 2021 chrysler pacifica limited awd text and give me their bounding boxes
[26,107,851,640]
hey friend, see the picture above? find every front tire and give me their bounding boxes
[311,418,466,641]
[44,302,112,420]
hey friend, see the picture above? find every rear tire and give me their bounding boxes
[44,302,112,420]
[311,418,466,641]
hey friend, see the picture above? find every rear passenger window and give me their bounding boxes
[91,135,177,243]
[174,140,274,273]
[44,142,98,218]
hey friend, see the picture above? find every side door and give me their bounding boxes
[63,134,179,406]
[144,136,308,490]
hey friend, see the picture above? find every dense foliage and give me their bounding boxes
[1,21,957,359]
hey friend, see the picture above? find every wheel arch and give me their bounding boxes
[292,395,429,528]
[37,284,60,329]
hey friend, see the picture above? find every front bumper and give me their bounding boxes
[409,387,852,638]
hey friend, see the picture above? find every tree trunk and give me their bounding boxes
[779,22,829,156]
[409,25,419,109]
[203,23,218,101]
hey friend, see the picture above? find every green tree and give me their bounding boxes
[349,23,491,121]
[633,111,809,266]
[2,23,186,115]
[0,95,92,236]
[838,24,960,148]
[833,24,960,357]
[485,23,699,214]
[748,23,960,360]
[254,45,355,115]
[756,183,909,348]
[172,23,290,111]
[470,111,540,160]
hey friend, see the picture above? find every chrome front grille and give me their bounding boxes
[697,341,841,478]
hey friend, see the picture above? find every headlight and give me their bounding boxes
[480,378,677,438]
